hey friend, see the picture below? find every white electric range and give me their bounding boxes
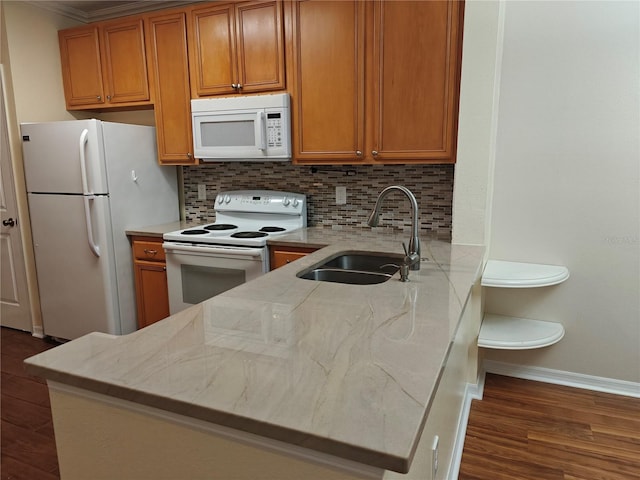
[163,190,306,314]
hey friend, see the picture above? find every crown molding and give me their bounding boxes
[23,1,199,24]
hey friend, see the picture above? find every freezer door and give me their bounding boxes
[21,119,108,194]
[28,194,119,340]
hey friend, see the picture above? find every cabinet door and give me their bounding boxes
[146,12,197,165]
[188,3,238,97]
[286,0,365,163]
[235,1,285,93]
[100,18,151,105]
[134,261,170,329]
[368,1,464,163]
[58,26,105,109]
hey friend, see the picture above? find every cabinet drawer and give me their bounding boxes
[133,240,166,262]
[270,246,318,270]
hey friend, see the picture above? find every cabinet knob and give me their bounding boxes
[372,150,379,156]
[231,83,238,89]
[97,95,102,101]
[356,150,362,156]
[187,153,193,158]
[237,83,243,89]
[144,249,158,256]
[106,95,111,101]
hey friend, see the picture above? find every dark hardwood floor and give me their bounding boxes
[1,327,60,480]
[2,328,639,479]
[459,373,640,480]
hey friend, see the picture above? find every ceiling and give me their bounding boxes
[28,0,198,22]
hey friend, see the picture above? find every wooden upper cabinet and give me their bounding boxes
[145,11,196,165]
[188,1,285,97]
[100,18,151,105]
[286,0,464,165]
[58,26,105,108]
[235,1,285,93]
[285,0,365,162]
[369,1,464,164]
[58,18,151,110]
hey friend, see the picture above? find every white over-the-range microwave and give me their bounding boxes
[191,93,291,162]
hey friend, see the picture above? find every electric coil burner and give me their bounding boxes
[205,224,237,231]
[163,190,307,314]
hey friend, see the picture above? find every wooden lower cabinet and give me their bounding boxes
[269,245,318,270]
[131,236,170,328]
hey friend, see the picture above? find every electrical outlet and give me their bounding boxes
[431,435,439,479]
[336,186,347,205]
[198,184,206,201]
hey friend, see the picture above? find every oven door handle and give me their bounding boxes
[163,243,265,258]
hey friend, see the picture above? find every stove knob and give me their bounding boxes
[217,195,224,204]
[292,198,300,208]
[224,195,231,204]
[282,196,291,206]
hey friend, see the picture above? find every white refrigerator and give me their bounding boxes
[21,119,179,340]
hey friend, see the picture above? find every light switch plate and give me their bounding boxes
[198,184,206,200]
[336,186,347,205]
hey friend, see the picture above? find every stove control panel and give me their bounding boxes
[214,190,306,215]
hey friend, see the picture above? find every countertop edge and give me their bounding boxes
[24,357,411,473]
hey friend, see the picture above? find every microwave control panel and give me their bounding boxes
[266,113,283,148]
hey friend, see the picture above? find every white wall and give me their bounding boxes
[483,1,640,383]
[3,1,80,123]
[452,0,503,248]
[2,1,155,125]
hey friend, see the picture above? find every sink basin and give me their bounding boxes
[298,268,394,285]
[296,251,403,285]
[319,252,404,274]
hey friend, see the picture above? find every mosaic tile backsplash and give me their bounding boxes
[182,163,454,238]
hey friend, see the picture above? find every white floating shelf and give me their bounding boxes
[481,260,570,288]
[478,314,565,350]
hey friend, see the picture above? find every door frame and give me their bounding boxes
[1,64,42,336]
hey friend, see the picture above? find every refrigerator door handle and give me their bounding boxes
[78,130,100,257]
[78,129,92,195]
[83,195,101,257]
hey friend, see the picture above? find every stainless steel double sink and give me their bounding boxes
[297,251,404,285]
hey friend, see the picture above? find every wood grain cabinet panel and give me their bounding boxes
[58,26,105,108]
[235,1,285,93]
[188,3,237,96]
[145,11,196,165]
[58,18,152,110]
[286,0,365,162]
[286,0,464,164]
[369,1,464,163]
[131,236,169,329]
[269,246,318,270]
[188,0,285,97]
[100,18,151,105]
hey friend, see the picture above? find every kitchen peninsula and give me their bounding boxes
[25,228,484,480]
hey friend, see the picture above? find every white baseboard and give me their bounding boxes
[448,375,485,480]
[31,326,44,339]
[483,360,640,399]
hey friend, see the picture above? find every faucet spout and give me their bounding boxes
[368,185,420,271]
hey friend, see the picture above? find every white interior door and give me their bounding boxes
[0,67,31,331]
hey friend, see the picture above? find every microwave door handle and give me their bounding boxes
[255,111,267,151]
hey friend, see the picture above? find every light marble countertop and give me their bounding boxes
[25,227,484,473]
[125,221,191,238]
